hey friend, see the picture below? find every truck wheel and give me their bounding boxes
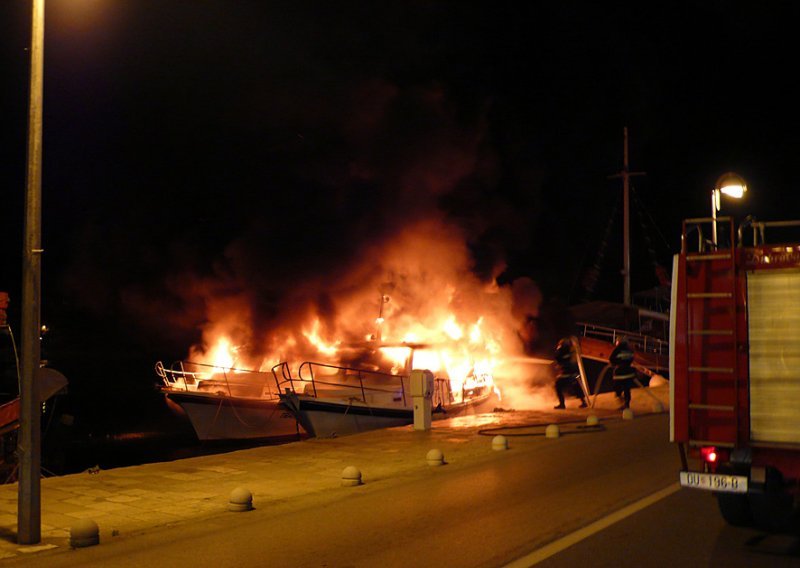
[748,468,796,531]
[749,492,795,532]
[716,493,753,527]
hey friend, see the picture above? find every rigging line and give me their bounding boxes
[631,185,672,291]
[575,194,620,303]
[568,220,596,305]
[632,190,660,268]
[570,195,616,303]
[568,250,591,305]
[630,185,672,252]
[568,198,607,304]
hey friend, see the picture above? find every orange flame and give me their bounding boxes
[303,319,341,356]
[208,337,236,370]
[182,218,544,408]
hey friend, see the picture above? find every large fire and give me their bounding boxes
[180,218,551,408]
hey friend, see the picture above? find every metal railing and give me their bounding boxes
[681,216,800,253]
[682,216,733,253]
[574,322,669,356]
[272,361,409,406]
[155,361,201,390]
[433,378,451,408]
[155,360,277,399]
[737,218,800,247]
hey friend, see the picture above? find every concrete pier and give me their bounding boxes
[0,387,668,560]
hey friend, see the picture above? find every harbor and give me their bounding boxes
[0,386,669,564]
[3,2,800,564]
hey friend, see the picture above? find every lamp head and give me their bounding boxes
[715,172,748,199]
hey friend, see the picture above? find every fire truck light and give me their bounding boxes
[701,446,718,464]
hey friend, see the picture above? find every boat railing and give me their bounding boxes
[574,322,668,356]
[155,361,202,391]
[156,360,277,399]
[271,361,294,393]
[273,361,409,406]
[433,377,451,408]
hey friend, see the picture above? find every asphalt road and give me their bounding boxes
[534,487,800,568]
[9,414,799,567]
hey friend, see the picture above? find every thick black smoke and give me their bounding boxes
[28,4,544,380]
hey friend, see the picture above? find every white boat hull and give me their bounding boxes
[166,390,304,441]
[281,391,494,438]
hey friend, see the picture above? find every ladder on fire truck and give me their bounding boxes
[680,216,740,451]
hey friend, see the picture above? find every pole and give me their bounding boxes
[608,127,645,306]
[711,189,718,248]
[622,128,630,306]
[19,0,45,545]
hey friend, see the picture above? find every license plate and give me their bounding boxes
[679,471,748,493]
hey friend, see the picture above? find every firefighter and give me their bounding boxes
[610,337,636,410]
[553,338,588,409]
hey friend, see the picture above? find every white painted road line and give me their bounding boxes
[505,482,682,567]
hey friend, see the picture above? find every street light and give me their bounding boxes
[711,172,747,247]
[19,0,45,545]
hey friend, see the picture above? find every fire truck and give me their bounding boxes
[671,215,800,530]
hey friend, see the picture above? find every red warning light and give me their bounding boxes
[700,446,718,464]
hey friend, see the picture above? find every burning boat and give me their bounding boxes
[273,341,497,438]
[156,360,303,442]
[155,220,550,439]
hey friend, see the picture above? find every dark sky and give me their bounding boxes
[2,1,799,385]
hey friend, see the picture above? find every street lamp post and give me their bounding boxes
[711,172,748,248]
[19,0,45,545]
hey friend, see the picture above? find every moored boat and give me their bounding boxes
[156,361,304,442]
[570,301,669,395]
[273,342,496,438]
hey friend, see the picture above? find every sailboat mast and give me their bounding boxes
[609,127,645,305]
[623,128,631,306]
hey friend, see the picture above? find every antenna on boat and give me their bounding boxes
[375,293,390,342]
[608,127,646,305]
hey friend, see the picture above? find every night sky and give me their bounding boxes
[2,1,799,390]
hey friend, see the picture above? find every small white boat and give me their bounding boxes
[156,361,304,442]
[273,342,496,438]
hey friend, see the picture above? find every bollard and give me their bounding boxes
[70,519,99,548]
[622,408,634,420]
[228,487,253,512]
[341,465,363,486]
[545,424,560,439]
[492,435,509,451]
[586,414,599,427]
[426,448,445,466]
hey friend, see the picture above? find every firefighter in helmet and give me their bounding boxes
[610,337,636,410]
[553,338,588,409]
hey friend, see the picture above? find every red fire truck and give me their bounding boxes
[671,216,800,530]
